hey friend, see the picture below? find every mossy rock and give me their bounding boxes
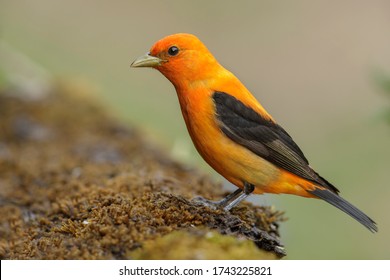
[131,229,278,260]
[0,83,285,259]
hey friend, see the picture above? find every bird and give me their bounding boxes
[131,33,377,232]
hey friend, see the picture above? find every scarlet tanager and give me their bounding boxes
[131,33,377,232]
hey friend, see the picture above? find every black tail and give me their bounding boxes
[309,189,377,233]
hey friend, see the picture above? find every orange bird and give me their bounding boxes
[131,33,377,232]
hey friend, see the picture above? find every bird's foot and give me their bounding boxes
[191,196,221,210]
[192,183,255,211]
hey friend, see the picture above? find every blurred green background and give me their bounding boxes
[1,0,389,259]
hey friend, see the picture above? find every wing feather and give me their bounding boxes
[212,91,338,193]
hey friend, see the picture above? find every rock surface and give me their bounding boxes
[0,85,285,259]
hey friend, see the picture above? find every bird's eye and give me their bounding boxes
[168,46,179,56]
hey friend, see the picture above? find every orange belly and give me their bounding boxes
[178,90,317,198]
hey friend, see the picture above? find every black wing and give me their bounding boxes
[212,91,339,193]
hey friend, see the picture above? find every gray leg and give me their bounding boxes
[191,190,241,209]
[216,188,243,207]
[222,182,255,211]
[192,182,255,211]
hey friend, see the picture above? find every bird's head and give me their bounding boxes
[131,33,220,87]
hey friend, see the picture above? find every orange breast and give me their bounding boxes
[175,82,317,198]
[176,86,280,191]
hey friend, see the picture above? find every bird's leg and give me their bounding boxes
[222,182,255,211]
[192,182,255,211]
[215,188,243,207]
[191,190,241,210]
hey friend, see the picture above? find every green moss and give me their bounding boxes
[131,229,278,260]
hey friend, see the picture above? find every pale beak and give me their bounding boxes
[130,53,164,68]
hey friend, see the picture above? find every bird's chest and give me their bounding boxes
[176,89,279,188]
[178,92,221,157]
